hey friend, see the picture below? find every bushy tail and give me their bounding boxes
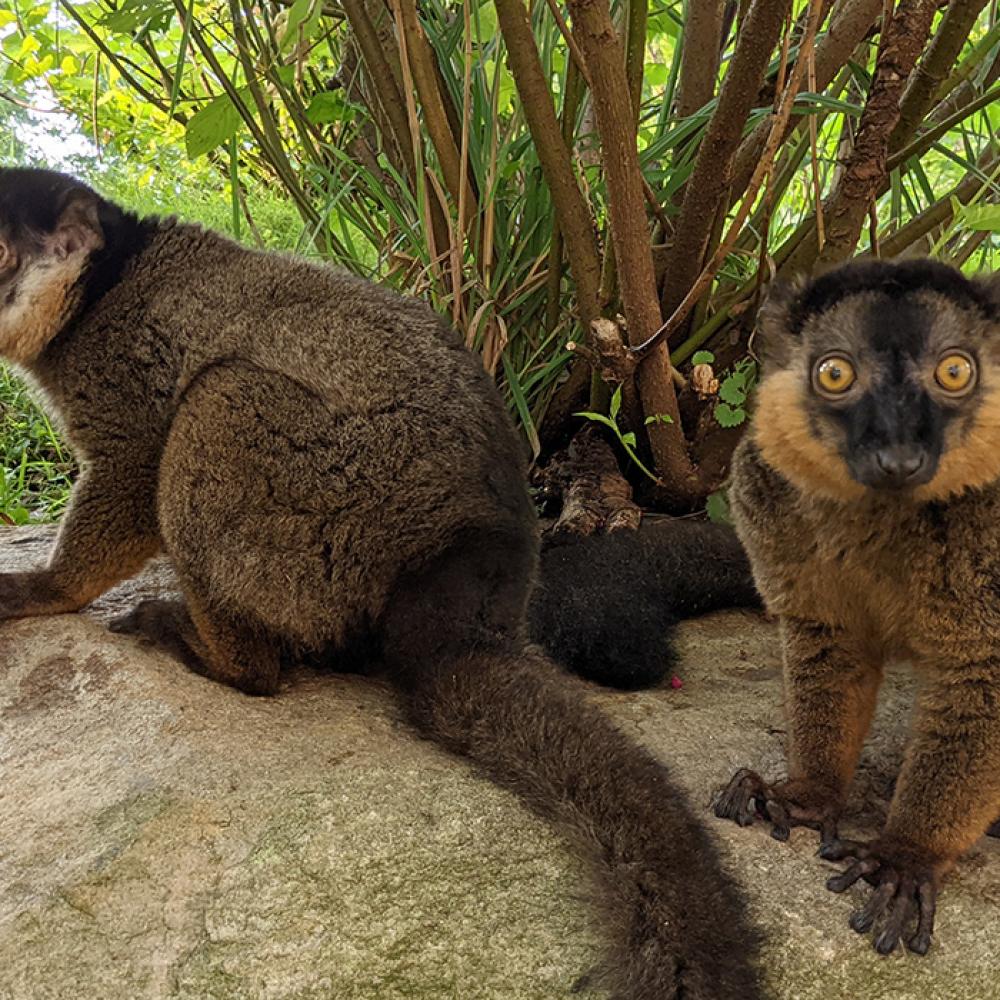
[400,645,763,1000]
[530,520,760,689]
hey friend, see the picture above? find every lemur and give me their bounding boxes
[0,167,762,1000]
[715,257,1000,958]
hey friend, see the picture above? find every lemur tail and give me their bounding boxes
[530,521,760,689]
[401,644,763,1000]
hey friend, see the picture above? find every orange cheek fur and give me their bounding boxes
[915,383,1000,500]
[752,369,865,503]
[0,256,86,365]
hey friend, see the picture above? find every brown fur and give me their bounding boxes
[718,258,1000,955]
[0,168,762,999]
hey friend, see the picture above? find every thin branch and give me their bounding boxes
[659,0,793,324]
[785,0,940,272]
[728,0,881,206]
[495,0,602,329]
[889,0,991,154]
[633,0,826,359]
[567,0,699,502]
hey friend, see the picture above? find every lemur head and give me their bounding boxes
[754,258,1000,503]
[0,167,149,366]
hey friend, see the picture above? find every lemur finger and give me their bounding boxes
[907,879,936,955]
[817,837,869,862]
[826,857,879,893]
[764,799,791,841]
[874,876,915,955]
[848,876,897,933]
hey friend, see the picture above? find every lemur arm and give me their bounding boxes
[0,466,158,619]
[781,618,884,802]
[822,656,1000,954]
[882,657,1000,864]
[716,617,882,837]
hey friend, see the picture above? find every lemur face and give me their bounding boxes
[752,259,1000,503]
[0,168,105,365]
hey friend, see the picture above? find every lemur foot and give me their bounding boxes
[822,838,939,955]
[713,768,840,843]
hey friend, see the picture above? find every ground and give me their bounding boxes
[1,527,998,1000]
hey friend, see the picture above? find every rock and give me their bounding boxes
[1,527,998,999]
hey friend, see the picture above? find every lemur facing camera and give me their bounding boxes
[715,257,1000,957]
[0,168,762,1000]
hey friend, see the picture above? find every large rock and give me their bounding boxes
[1,527,997,999]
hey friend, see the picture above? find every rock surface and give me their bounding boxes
[1,526,998,1000]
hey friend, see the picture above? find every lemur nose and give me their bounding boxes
[875,447,924,481]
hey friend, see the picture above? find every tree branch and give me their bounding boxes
[674,0,724,119]
[787,0,940,271]
[659,0,793,323]
[728,0,882,206]
[566,0,699,503]
[495,0,602,334]
[889,0,991,154]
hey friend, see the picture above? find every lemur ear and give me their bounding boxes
[971,271,1000,315]
[47,188,105,261]
[754,277,804,367]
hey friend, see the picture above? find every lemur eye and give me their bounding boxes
[935,352,976,394]
[814,355,856,396]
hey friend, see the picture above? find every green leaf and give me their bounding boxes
[609,384,622,421]
[574,411,618,432]
[280,0,321,53]
[718,377,747,406]
[621,431,637,447]
[714,402,746,428]
[644,413,674,425]
[706,491,731,525]
[691,350,715,365]
[958,202,1000,233]
[101,0,173,34]
[305,91,346,125]
[185,91,245,158]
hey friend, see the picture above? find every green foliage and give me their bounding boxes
[0,367,76,523]
[714,358,758,430]
[577,386,661,483]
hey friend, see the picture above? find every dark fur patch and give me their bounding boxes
[0,167,155,317]
[789,259,998,334]
[530,521,760,689]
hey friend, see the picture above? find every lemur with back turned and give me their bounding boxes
[0,167,762,1000]
[715,257,1000,957]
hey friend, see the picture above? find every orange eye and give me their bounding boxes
[935,352,975,394]
[814,355,856,395]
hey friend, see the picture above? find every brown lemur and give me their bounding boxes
[0,167,762,1000]
[714,257,1000,957]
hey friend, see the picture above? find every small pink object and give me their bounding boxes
[670,675,683,690]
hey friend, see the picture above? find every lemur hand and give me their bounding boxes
[714,768,841,843]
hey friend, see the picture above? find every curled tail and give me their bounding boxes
[381,529,761,999]
[530,520,760,689]
[401,645,762,1000]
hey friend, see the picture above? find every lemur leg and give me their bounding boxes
[716,618,882,842]
[0,469,158,620]
[110,593,280,696]
[824,659,1000,955]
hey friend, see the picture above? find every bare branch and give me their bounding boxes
[566,0,699,503]
[728,0,882,205]
[787,0,940,271]
[889,0,991,154]
[495,0,602,330]
[659,0,793,324]
[674,0,724,118]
